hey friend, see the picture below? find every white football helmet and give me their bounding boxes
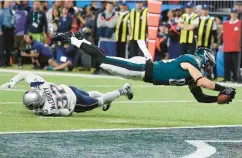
[23,90,45,110]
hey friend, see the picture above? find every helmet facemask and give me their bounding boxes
[195,47,216,76]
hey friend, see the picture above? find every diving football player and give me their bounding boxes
[51,32,236,104]
[1,73,133,116]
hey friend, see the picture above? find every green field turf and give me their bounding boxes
[0,71,242,132]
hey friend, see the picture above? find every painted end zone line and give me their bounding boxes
[1,125,242,135]
[184,140,242,158]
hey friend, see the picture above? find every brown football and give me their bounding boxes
[217,94,230,104]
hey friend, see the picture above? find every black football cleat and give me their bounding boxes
[74,31,84,40]
[102,102,112,111]
[51,31,74,44]
[123,83,133,100]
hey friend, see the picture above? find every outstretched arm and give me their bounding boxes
[182,63,236,104]
[181,62,217,90]
[189,83,217,103]
[1,72,46,88]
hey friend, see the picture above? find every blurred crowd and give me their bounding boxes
[0,1,241,80]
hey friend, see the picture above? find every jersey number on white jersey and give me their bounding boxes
[50,84,68,109]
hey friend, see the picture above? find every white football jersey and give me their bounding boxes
[32,82,77,116]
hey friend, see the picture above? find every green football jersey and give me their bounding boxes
[152,54,202,86]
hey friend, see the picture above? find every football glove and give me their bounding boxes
[219,87,236,104]
[0,82,13,89]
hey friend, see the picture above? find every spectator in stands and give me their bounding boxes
[46,1,62,24]
[115,2,129,58]
[167,9,181,59]
[128,1,148,58]
[48,8,60,36]
[57,7,73,33]
[78,6,95,39]
[76,6,95,72]
[24,1,48,43]
[91,1,107,75]
[67,1,81,33]
[195,5,202,16]
[47,44,75,71]
[0,1,4,66]
[235,1,242,20]
[97,2,118,56]
[92,1,107,45]
[174,7,182,22]
[0,1,16,67]
[14,2,28,68]
[40,1,48,13]
[222,8,241,82]
[235,1,242,69]
[21,35,53,69]
[14,0,31,12]
[155,22,168,61]
[178,2,199,55]
[215,16,223,46]
[65,0,79,16]
[197,4,217,49]
[91,1,99,9]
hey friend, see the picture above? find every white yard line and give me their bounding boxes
[0,69,242,87]
[0,89,26,92]
[0,125,242,135]
[0,69,124,80]
[14,85,185,88]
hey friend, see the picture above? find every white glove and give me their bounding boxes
[0,82,13,89]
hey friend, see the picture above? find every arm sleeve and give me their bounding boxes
[189,83,217,103]
[8,73,46,88]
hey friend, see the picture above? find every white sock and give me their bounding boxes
[70,37,82,48]
[88,91,104,98]
[71,37,92,48]
[97,89,125,106]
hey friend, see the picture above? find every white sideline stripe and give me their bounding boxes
[0,69,125,80]
[0,88,26,92]
[184,140,217,158]
[0,125,242,135]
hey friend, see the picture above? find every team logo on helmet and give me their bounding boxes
[195,47,215,76]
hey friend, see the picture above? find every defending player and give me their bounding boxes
[1,73,133,116]
[51,32,236,104]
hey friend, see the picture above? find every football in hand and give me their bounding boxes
[217,94,230,104]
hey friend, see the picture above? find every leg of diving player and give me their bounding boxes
[68,87,111,111]
[70,37,147,80]
[69,83,133,113]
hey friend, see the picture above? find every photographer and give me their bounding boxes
[20,35,53,69]
[47,44,75,71]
